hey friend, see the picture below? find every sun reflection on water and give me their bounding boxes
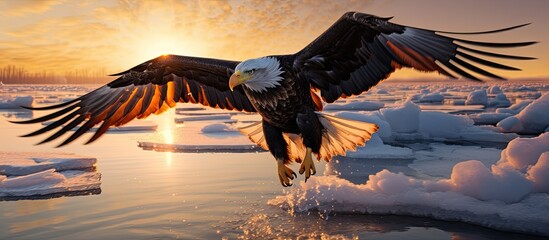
[165,152,173,167]
[162,116,174,144]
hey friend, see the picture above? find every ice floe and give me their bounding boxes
[0,96,33,109]
[323,101,384,111]
[0,152,100,199]
[418,92,444,103]
[175,114,234,123]
[496,100,532,115]
[380,101,420,133]
[469,112,513,125]
[201,123,238,133]
[487,86,503,94]
[0,152,96,176]
[465,90,488,106]
[488,93,511,108]
[138,120,264,153]
[497,92,549,134]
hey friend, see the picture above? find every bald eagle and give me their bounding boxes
[14,12,535,186]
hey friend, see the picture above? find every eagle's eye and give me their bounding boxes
[245,69,255,74]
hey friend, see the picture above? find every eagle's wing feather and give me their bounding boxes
[294,12,536,103]
[14,55,255,146]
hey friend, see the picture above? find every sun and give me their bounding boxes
[132,37,185,62]
[121,31,209,68]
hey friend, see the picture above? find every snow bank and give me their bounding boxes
[465,90,488,106]
[270,134,549,236]
[0,96,33,109]
[497,92,549,134]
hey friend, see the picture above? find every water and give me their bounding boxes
[0,84,547,239]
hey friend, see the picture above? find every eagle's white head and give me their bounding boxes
[229,57,284,92]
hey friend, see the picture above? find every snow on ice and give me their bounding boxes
[488,93,511,108]
[497,91,549,134]
[496,100,532,115]
[0,152,96,176]
[465,89,488,106]
[270,133,549,237]
[418,92,444,103]
[469,112,513,125]
[0,152,100,199]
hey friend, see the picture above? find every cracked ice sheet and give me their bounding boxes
[0,152,96,176]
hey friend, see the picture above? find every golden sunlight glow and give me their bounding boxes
[136,38,179,60]
[165,152,173,167]
[0,1,546,78]
[161,115,174,144]
[159,113,175,167]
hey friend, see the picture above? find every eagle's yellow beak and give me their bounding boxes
[229,70,252,91]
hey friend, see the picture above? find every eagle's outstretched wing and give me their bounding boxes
[294,12,536,103]
[13,55,256,146]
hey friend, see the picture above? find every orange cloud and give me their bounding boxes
[0,0,546,80]
[0,0,63,16]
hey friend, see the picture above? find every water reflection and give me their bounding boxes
[238,212,548,240]
[165,152,173,167]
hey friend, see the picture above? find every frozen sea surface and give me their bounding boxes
[1,82,548,239]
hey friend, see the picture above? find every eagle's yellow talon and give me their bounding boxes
[299,147,316,182]
[277,160,295,187]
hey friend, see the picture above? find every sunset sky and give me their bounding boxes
[0,0,547,80]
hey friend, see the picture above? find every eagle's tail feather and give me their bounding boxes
[315,113,378,161]
[237,113,378,163]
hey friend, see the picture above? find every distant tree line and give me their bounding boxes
[0,65,114,84]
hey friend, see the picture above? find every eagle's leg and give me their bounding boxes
[299,147,316,182]
[277,159,297,187]
[262,120,295,187]
[296,107,322,182]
